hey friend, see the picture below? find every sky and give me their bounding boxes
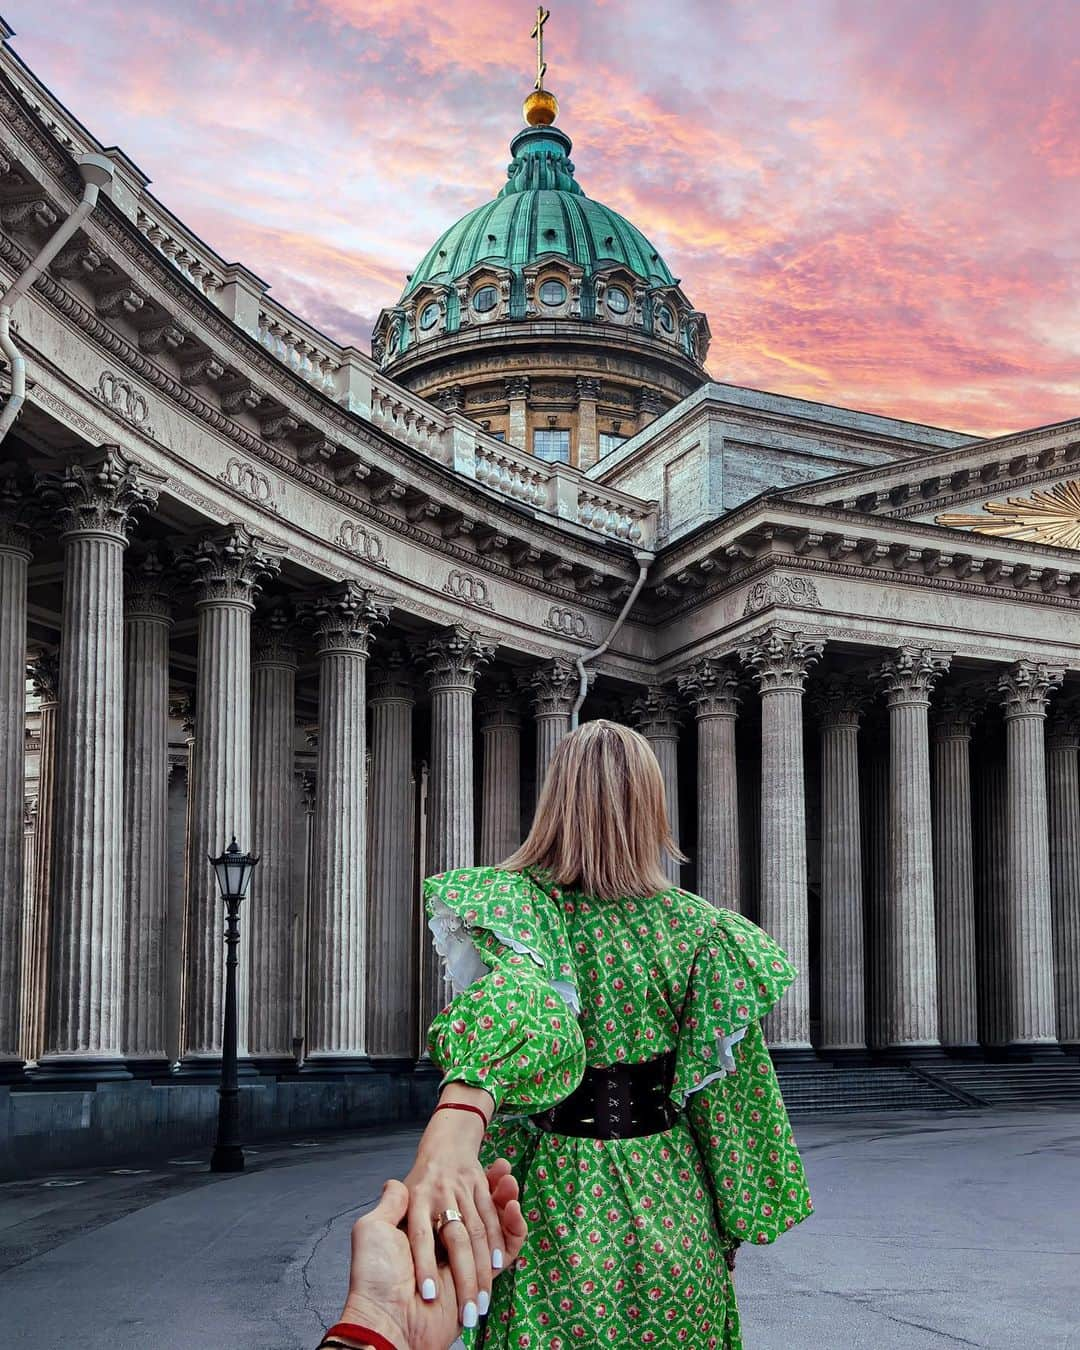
[4,0,1078,436]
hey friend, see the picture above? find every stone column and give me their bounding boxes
[998,661,1064,1052]
[1047,702,1080,1051]
[931,689,980,1051]
[38,448,159,1079]
[875,646,951,1055]
[505,376,530,451]
[576,376,600,469]
[415,627,494,1030]
[479,677,521,865]
[24,652,59,1062]
[302,583,388,1071]
[810,675,869,1058]
[677,656,741,907]
[121,547,173,1075]
[179,525,279,1071]
[165,748,189,1065]
[248,605,298,1071]
[861,738,889,1051]
[292,769,317,1060]
[737,629,823,1054]
[0,471,31,1080]
[974,737,1008,1048]
[631,685,685,884]
[525,658,579,791]
[366,643,418,1064]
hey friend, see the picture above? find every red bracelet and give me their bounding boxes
[320,1324,399,1350]
[435,1100,491,1129]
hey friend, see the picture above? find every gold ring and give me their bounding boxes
[434,1207,464,1235]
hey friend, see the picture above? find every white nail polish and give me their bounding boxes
[462,1301,478,1329]
[421,1278,437,1301]
[491,1247,504,1270]
[478,1290,490,1316]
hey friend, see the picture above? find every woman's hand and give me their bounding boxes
[338,1161,526,1350]
[403,1083,502,1330]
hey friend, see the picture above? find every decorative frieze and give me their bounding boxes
[742,575,821,616]
[217,456,279,512]
[443,568,494,611]
[545,604,592,641]
[95,370,153,434]
[334,518,388,567]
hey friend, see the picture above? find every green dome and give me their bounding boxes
[401,125,676,299]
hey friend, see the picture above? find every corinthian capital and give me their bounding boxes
[875,646,952,707]
[300,581,390,657]
[676,656,741,718]
[997,660,1064,719]
[124,543,174,620]
[178,523,282,607]
[522,658,582,718]
[808,672,872,729]
[737,628,824,694]
[1047,696,1080,747]
[478,674,521,730]
[38,445,160,541]
[252,600,298,666]
[631,684,683,739]
[413,625,495,693]
[0,464,33,553]
[28,649,60,703]
[931,685,983,740]
[368,640,416,702]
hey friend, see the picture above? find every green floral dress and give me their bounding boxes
[426,866,812,1350]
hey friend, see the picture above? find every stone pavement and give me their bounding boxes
[0,1109,1077,1350]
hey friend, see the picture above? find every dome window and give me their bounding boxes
[607,286,630,315]
[419,302,440,331]
[658,305,675,333]
[472,285,499,313]
[538,279,567,306]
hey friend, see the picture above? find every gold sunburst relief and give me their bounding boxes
[937,480,1080,550]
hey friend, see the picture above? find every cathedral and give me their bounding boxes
[2,17,1079,1169]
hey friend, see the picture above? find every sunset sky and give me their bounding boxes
[5,0,1078,436]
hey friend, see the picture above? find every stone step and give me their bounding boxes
[923,1062,1080,1106]
[775,1066,965,1114]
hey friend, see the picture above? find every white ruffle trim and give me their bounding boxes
[674,1025,749,1107]
[428,900,581,1015]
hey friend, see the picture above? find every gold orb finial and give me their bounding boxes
[523,88,558,126]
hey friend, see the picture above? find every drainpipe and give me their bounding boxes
[0,152,115,448]
[570,548,654,727]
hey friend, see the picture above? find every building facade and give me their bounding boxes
[1,28,1079,1150]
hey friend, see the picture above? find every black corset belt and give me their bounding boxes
[532,1050,677,1140]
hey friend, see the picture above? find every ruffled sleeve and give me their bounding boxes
[424,866,586,1115]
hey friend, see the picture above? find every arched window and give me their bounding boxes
[419,302,440,331]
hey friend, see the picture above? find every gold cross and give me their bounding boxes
[531,6,550,90]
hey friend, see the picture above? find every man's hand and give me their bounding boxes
[337,1160,526,1350]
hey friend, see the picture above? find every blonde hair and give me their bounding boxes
[501,719,685,901]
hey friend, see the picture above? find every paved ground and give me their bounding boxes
[1,1108,1078,1349]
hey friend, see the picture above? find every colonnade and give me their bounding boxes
[4,446,1080,1083]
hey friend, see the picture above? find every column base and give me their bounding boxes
[877,1044,947,1065]
[768,1047,824,1068]
[123,1057,172,1079]
[943,1043,984,1060]
[174,1055,261,1080]
[32,1055,133,1085]
[368,1056,418,1073]
[0,1057,27,1084]
[209,1144,245,1173]
[999,1041,1065,1062]
[820,1047,873,1066]
[300,1054,374,1077]
[248,1056,299,1077]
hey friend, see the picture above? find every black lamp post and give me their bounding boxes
[209,836,259,1173]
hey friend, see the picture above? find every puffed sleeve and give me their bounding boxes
[425,866,586,1115]
[673,909,813,1247]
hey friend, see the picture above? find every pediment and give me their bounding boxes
[932,477,1080,550]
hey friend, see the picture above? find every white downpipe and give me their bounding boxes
[570,548,654,727]
[0,153,114,447]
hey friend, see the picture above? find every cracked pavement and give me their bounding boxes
[1,1109,1078,1348]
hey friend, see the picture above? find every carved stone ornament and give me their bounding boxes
[545,604,593,641]
[414,625,495,692]
[443,568,495,611]
[38,445,160,541]
[742,574,822,617]
[737,628,824,694]
[178,523,282,606]
[631,684,683,738]
[477,676,521,729]
[169,692,196,735]
[938,480,1080,549]
[335,517,388,568]
[96,369,153,434]
[28,649,60,703]
[252,600,298,666]
[997,660,1064,719]
[300,581,390,657]
[523,658,581,717]
[0,464,33,552]
[677,656,741,717]
[1047,696,1080,746]
[931,686,984,740]
[218,456,279,512]
[875,646,952,706]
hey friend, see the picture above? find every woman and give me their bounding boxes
[403,720,812,1349]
